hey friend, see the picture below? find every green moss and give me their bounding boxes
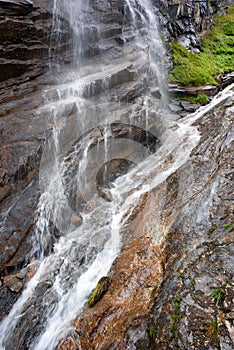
[171,295,183,338]
[146,309,151,317]
[171,313,182,338]
[86,276,111,308]
[169,4,234,86]
[197,94,209,105]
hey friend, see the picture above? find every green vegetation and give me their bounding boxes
[223,221,233,230]
[174,296,182,310]
[171,313,183,338]
[209,225,216,233]
[149,325,157,338]
[211,285,226,305]
[146,309,151,317]
[194,94,209,105]
[182,94,209,105]
[86,276,111,308]
[171,296,183,338]
[206,318,219,343]
[169,5,234,86]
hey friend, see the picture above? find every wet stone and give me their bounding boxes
[3,273,24,293]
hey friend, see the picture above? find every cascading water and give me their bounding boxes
[1,1,232,349]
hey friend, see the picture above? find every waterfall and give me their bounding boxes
[1,1,229,349]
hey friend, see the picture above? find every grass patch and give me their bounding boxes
[183,94,209,105]
[169,4,234,86]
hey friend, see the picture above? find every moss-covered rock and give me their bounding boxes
[169,4,234,86]
[86,277,111,308]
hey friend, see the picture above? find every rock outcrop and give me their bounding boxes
[58,86,234,350]
[154,0,213,49]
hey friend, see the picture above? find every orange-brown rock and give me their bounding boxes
[57,236,163,350]
[3,273,24,293]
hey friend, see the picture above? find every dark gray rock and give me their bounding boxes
[153,0,214,48]
[169,83,218,97]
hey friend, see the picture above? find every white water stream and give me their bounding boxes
[0,0,233,349]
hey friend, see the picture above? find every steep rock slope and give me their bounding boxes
[0,0,217,275]
[58,86,234,350]
[0,1,233,349]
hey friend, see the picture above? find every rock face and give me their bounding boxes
[0,0,51,82]
[58,236,163,350]
[58,86,234,350]
[0,0,50,274]
[0,0,218,275]
[0,0,233,349]
[154,0,213,48]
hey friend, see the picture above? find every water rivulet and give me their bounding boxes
[0,1,233,350]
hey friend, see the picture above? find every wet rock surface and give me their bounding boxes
[0,0,233,349]
[58,88,234,349]
[0,0,66,274]
[154,0,214,48]
[0,0,52,82]
[0,0,219,276]
[57,236,163,350]
[0,0,134,273]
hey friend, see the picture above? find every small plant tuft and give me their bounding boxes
[149,325,157,339]
[171,313,182,338]
[211,286,226,305]
[209,225,216,233]
[206,318,219,343]
[182,94,209,105]
[223,222,233,230]
[174,295,182,310]
[171,295,183,338]
[146,309,151,317]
